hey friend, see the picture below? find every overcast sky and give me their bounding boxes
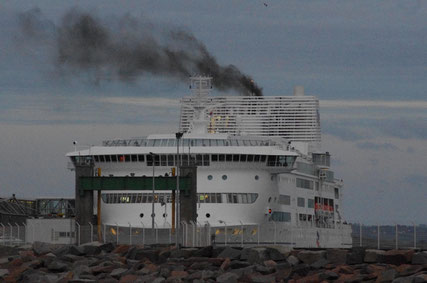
[0,1,426,224]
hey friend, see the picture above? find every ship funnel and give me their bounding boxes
[293,86,304,96]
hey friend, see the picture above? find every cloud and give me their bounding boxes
[356,142,399,151]
[321,100,427,109]
[100,97,180,108]
[403,174,427,188]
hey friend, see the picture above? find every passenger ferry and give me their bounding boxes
[67,76,352,247]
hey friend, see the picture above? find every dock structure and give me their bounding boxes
[73,156,198,244]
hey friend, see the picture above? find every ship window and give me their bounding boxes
[217,140,225,146]
[231,140,238,146]
[219,154,225,162]
[202,139,208,146]
[255,175,259,180]
[136,194,142,203]
[241,194,248,204]
[308,199,314,208]
[181,155,188,165]
[260,155,266,162]
[211,139,218,146]
[207,175,213,180]
[99,155,105,162]
[242,140,248,146]
[211,154,218,162]
[153,139,160,146]
[105,155,111,162]
[147,140,155,146]
[161,155,167,166]
[254,155,260,162]
[247,155,254,162]
[94,155,99,162]
[147,195,153,203]
[297,197,305,207]
[167,139,175,147]
[131,155,137,162]
[271,211,291,222]
[222,175,227,180]
[226,154,232,162]
[119,155,125,162]
[196,154,203,166]
[240,155,247,162]
[203,154,209,166]
[335,188,339,199]
[296,178,314,190]
[160,139,168,146]
[146,155,152,166]
[224,140,230,146]
[250,193,258,203]
[138,154,144,162]
[226,193,232,203]
[167,155,174,166]
[142,194,147,203]
[232,193,238,203]
[124,155,130,162]
[111,155,117,162]
[267,155,276,166]
[233,154,239,162]
[279,195,291,205]
[154,155,160,166]
[216,193,222,203]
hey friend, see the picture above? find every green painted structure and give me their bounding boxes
[79,176,192,195]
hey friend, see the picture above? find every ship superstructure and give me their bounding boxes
[67,76,351,248]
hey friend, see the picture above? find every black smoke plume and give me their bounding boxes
[19,8,263,96]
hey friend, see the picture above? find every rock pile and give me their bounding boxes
[0,242,426,282]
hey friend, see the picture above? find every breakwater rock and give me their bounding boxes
[1,242,426,282]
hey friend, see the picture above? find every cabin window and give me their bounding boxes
[240,155,247,162]
[247,155,254,162]
[254,155,260,162]
[138,154,144,162]
[226,154,232,162]
[161,155,167,166]
[211,154,218,162]
[222,175,228,180]
[154,155,160,166]
[110,155,117,162]
[94,156,99,162]
[104,155,110,162]
[233,154,239,162]
[131,155,137,162]
[260,155,267,162]
[99,155,105,162]
[297,197,305,207]
[296,178,314,190]
[308,199,314,208]
[219,154,225,162]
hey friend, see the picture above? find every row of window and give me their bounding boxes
[76,154,295,168]
[103,138,278,147]
[278,194,314,209]
[101,192,258,204]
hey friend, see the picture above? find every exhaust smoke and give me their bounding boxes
[19,8,263,96]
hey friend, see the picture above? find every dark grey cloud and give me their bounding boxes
[356,142,399,151]
[403,174,427,188]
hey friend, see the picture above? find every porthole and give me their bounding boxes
[139,213,144,218]
[255,175,259,180]
[222,175,227,180]
[207,175,213,180]
[206,213,211,218]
